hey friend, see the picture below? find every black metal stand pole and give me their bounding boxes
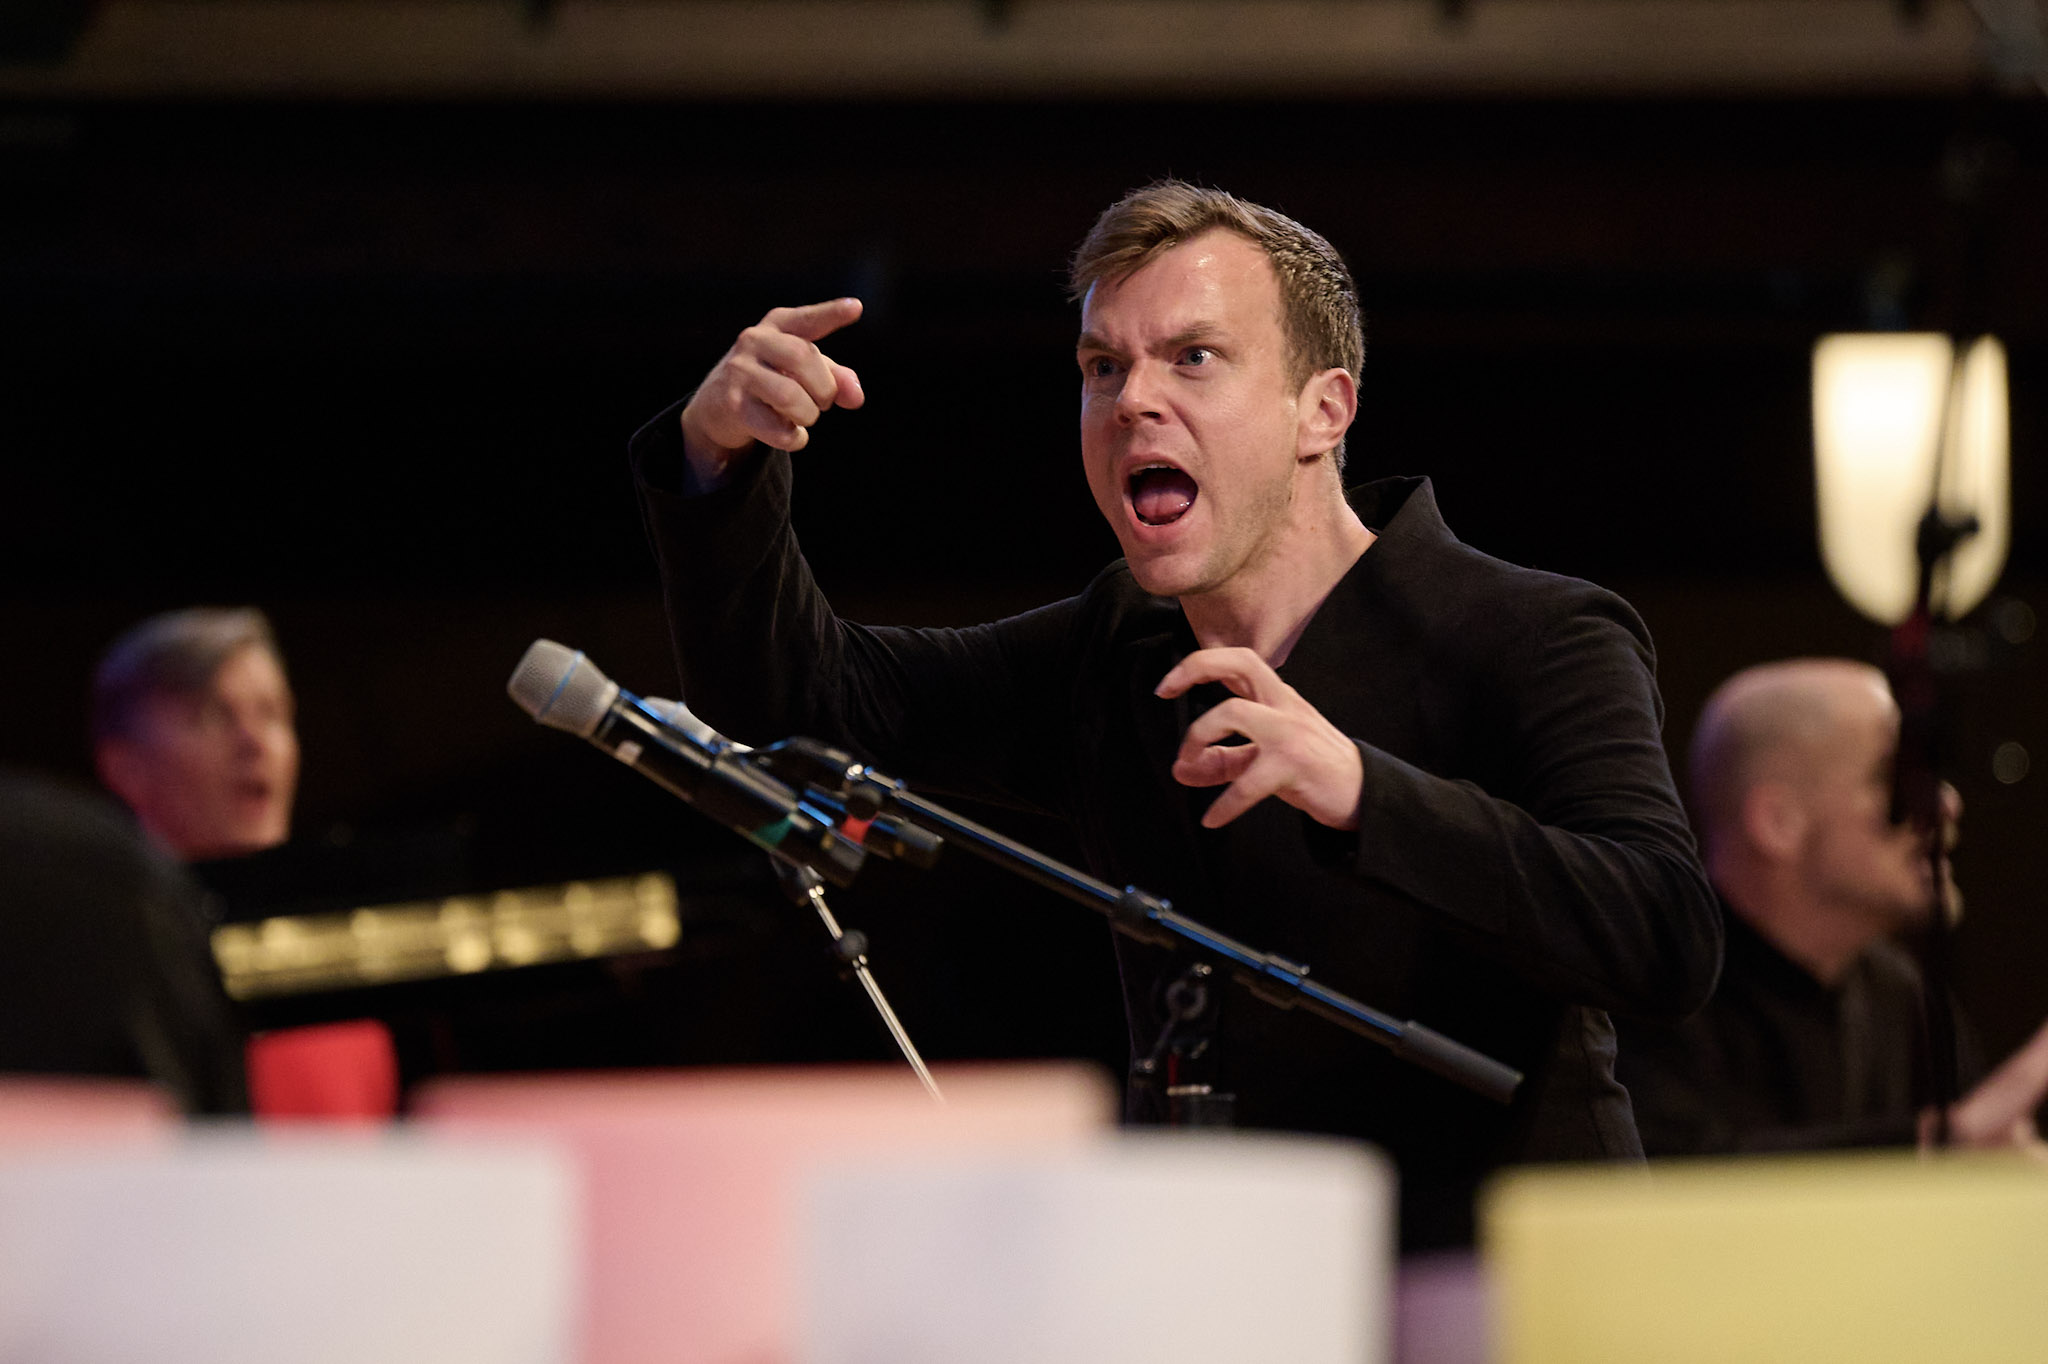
[848,771,1524,1106]
[740,734,1523,1104]
[771,857,944,1105]
[1890,504,1977,1147]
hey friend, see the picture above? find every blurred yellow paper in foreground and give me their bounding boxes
[1485,1151,2048,1364]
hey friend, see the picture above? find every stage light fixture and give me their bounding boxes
[1812,332,2009,624]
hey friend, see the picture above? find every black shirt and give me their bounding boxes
[1616,908,1970,1155]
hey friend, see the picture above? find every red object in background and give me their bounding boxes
[245,1020,398,1120]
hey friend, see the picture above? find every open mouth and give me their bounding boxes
[233,777,276,806]
[1129,465,1199,527]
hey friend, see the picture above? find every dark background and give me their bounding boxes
[2,94,2043,1085]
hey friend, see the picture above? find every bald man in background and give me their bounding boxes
[1617,658,2048,1154]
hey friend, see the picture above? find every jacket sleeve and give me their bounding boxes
[630,399,1075,816]
[1346,583,1722,1020]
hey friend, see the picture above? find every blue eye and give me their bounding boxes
[1083,356,1119,379]
[1182,347,1213,366]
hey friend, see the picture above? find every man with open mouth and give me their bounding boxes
[94,607,300,865]
[632,181,1721,1250]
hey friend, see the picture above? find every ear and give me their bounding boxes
[95,737,150,812]
[1296,367,1357,463]
[1741,780,1808,860]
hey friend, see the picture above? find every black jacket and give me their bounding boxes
[633,408,1721,1244]
[1617,908,1967,1155]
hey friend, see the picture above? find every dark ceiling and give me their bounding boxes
[4,96,2042,604]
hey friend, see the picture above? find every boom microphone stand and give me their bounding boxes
[772,858,944,1105]
[761,738,1525,1108]
[510,650,1524,1112]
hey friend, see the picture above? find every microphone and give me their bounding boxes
[507,640,865,887]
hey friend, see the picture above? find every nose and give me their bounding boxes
[1114,359,1164,426]
[229,709,282,759]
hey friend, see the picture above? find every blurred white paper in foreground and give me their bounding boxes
[0,1130,576,1364]
[799,1132,1392,1364]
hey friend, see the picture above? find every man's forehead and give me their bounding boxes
[144,646,286,706]
[1078,230,1281,339]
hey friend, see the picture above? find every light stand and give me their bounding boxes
[1890,497,1977,1145]
[1814,329,2008,1145]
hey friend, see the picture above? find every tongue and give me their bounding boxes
[1132,468,1198,526]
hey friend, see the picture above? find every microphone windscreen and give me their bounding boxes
[508,640,620,737]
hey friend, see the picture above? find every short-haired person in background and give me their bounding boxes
[0,608,288,1112]
[1617,658,2048,1154]
[90,606,396,1119]
[92,606,298,863]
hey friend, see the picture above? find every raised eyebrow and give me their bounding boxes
[1163,326,1225,349]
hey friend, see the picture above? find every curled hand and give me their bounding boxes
[1156,646,1363,831]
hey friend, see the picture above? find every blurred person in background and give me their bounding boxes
[88,606,394,1118]
[0,605,298,1111]
[1618,658,2048,1154]
[92,607,298,862]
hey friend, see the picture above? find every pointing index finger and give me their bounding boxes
[766,297,865,344]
